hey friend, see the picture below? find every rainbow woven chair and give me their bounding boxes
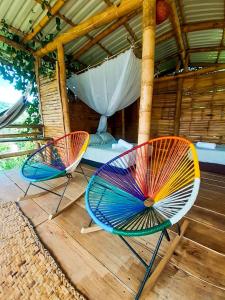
[85,136,200,299]
[20,131,89,219]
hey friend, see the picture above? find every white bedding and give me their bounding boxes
[195,144,225,165]
[83,142,225,166]
[83,142,126,164]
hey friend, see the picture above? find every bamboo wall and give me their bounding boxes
[39,75,65,138]
[39,70,225,144]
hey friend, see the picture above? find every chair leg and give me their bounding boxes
[135,231,165,300]
[50,174,72,218]
[79,164,89,183]
[17,182,31,201]
[24,182,31,197]
[119,230,166,300]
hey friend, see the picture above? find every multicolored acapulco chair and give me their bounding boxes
[20,131,89,219]
[85,136,200,299]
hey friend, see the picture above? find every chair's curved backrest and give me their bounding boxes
[86,136,200,236]
[22,131,89,181]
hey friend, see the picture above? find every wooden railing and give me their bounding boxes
[0,124,51,159]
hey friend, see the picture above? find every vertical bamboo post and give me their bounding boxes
[57,43,71,134]
[34,56,45,137]
[174,78,183,135]
[138,0,156,144]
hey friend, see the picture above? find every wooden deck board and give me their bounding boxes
[1,168,225,299]
[36,220,134,300]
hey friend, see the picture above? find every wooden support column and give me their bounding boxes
[174,78,183,135]
[138,0,156,144]
[57,43,71,134]
[166,0,186,66]
[34,57,44,126]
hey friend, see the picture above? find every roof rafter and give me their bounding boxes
[188,46,225,53]
[103,0,141,47]
[73,11,139,60]
[216,0,225,63]
[35,0,143,57]
[35,0,112,56]
[182,20,225,32]
[23,0,68,42]
[0,34,32,54]
[166,0,186,65]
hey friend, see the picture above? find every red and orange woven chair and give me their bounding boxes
[85,136,200,299]
[19,131,89,219]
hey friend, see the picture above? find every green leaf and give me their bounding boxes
[55,17,60,26]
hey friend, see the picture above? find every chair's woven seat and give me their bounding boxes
[21,131,89,182]
[86,136,200,236]
[22,162,66,182]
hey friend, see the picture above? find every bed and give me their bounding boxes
[82,141,225,170]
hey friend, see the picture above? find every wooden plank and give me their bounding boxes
[187,205,225,232]
[19,199,48,227]
[141,220,189,297]
[0,149,37,159]
[180,219,225,255]
[36,220,134,299]
[0,171,23,202]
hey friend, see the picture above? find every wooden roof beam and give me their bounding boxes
[216,0,225,63]
[156,20,225,46]
[0,34,33,54]
[182,20,225,32]
[188,46,225,53]
[155,63,225,82]
[166,0,186,65]
[73,11,139,60]
[35,0,143,57]
[23,0,68,42]
[103,0,141,47]
[35,0,112,57]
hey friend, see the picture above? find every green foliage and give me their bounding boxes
[0,141,34,171]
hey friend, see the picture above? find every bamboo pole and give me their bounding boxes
[166,0,186,65]
[174,78,183,135]
[155,63,225,82]
[73,12,139,60]
[188,46,225,53]
[57,43,71,134]
[0,34,32,54]
[138,0,156,144]
[35,0,111,56]
[23,0,68,42]
[35,0,143,57]
[103,0,141,47]
[182,20,225,32]
[34,57,44,127]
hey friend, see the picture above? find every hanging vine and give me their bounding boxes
[0,2,83,125]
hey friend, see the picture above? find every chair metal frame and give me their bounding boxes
[19,131,89,219]
[85,136,200,298]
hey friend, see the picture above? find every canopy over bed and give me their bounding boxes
[67,49,141,133]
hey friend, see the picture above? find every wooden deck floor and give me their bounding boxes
[1,165,225,299]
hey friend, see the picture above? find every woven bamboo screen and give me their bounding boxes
[39,75,65,138]
[153,71,225,144]
[38,71,225,144]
